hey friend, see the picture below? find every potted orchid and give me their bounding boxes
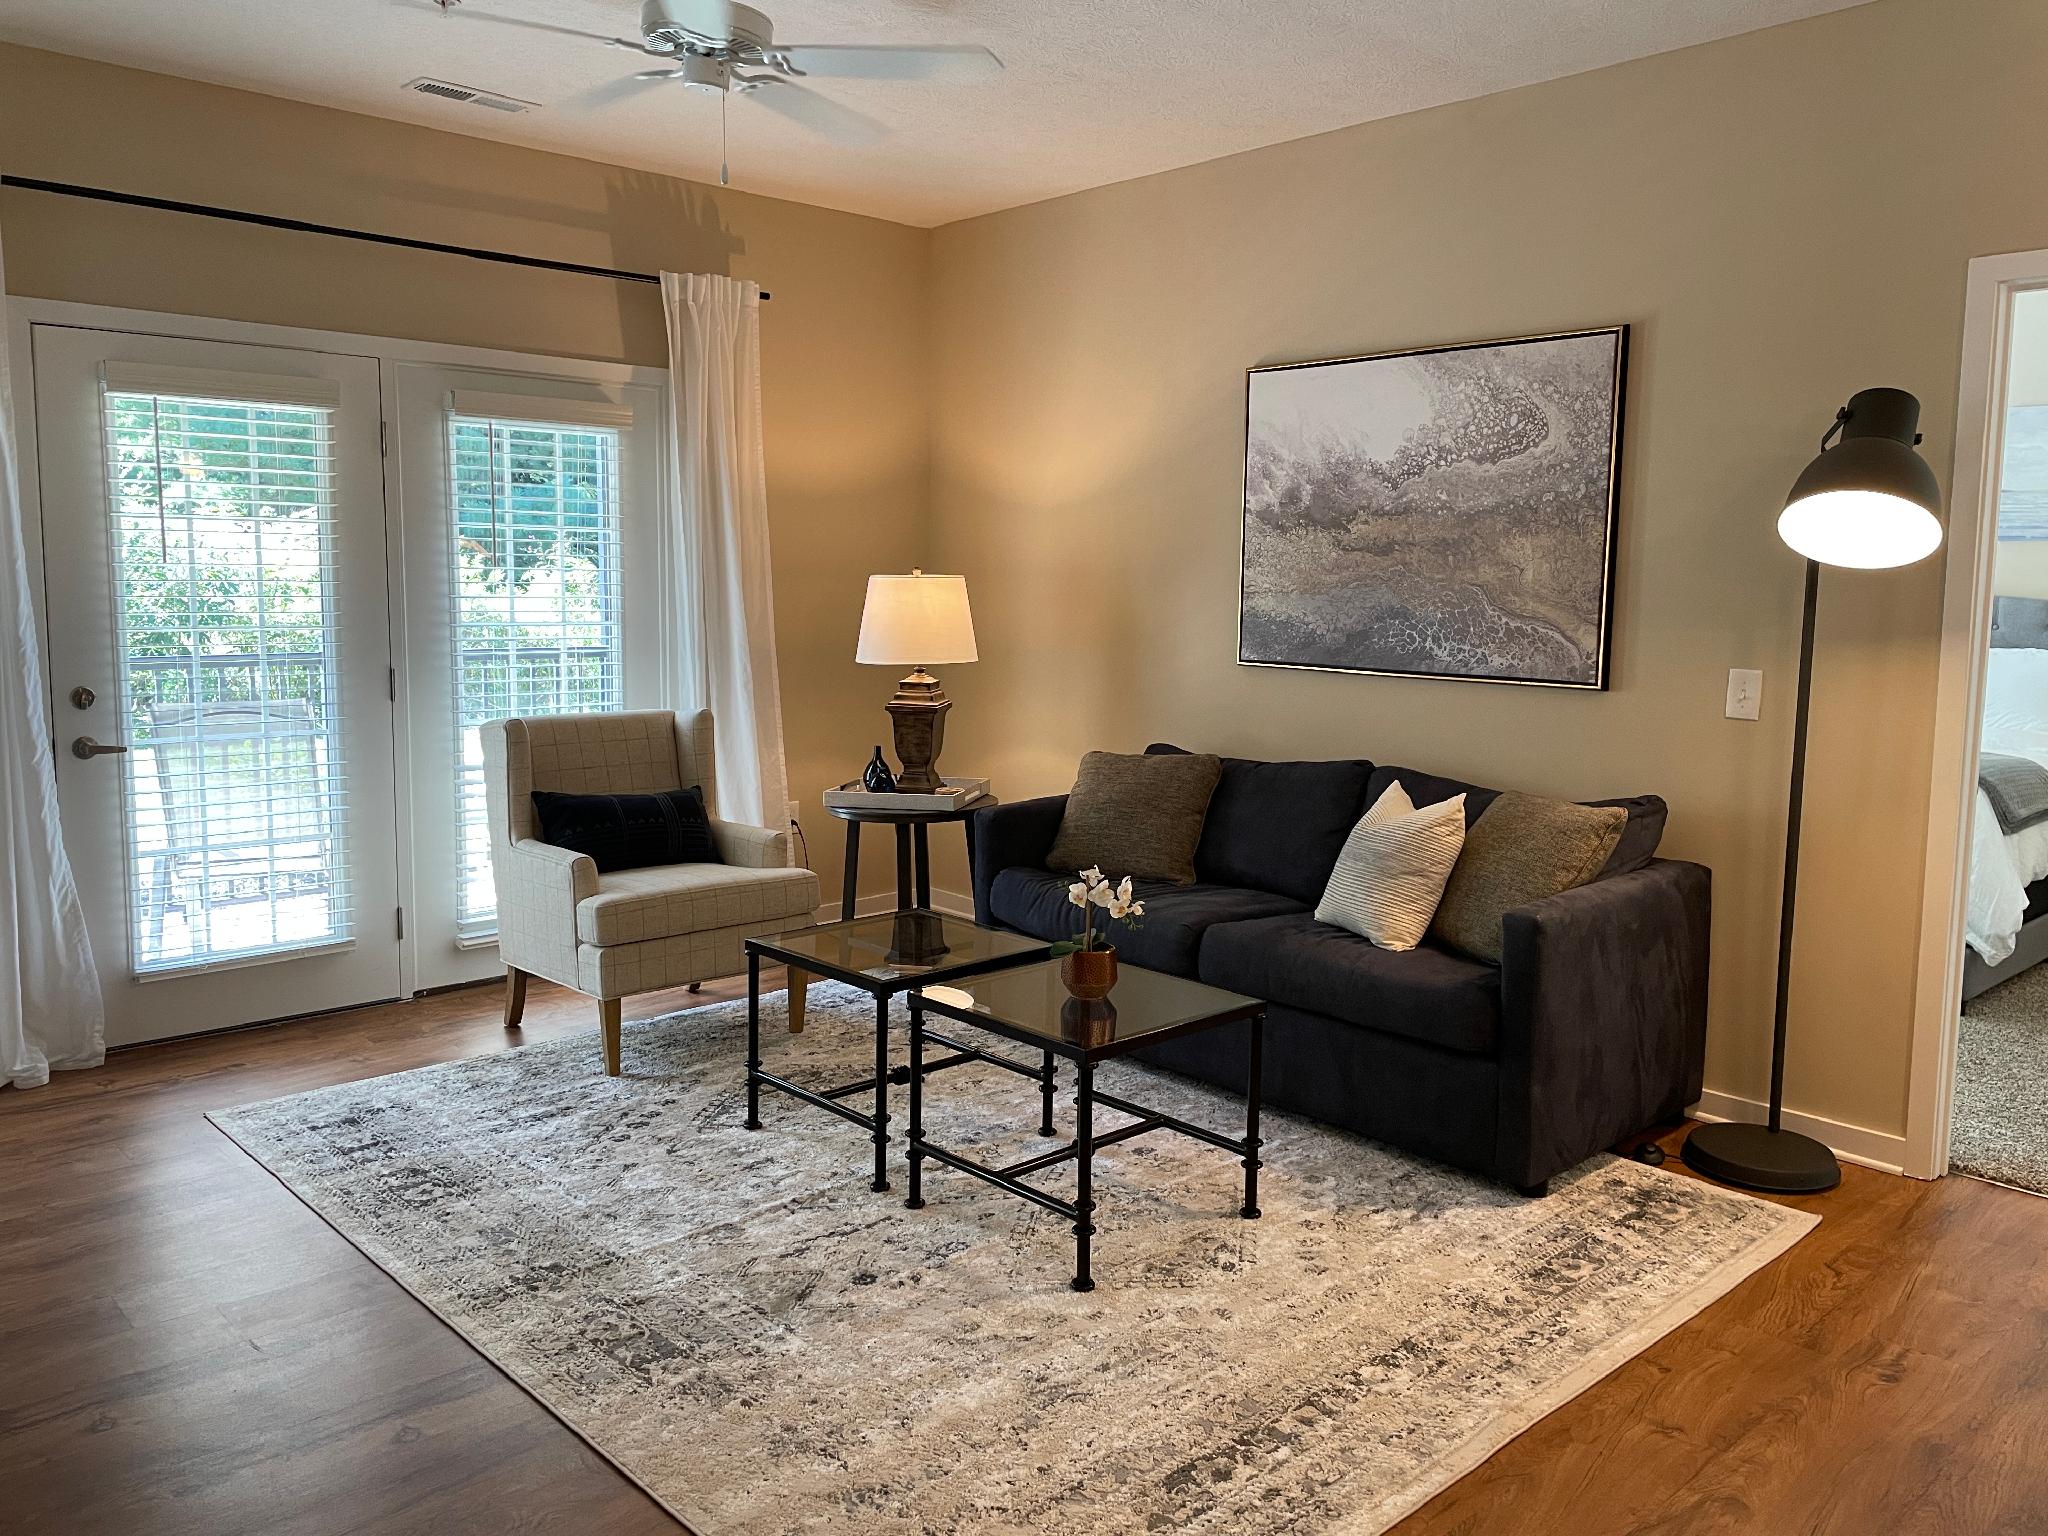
[1052,867,1145,999]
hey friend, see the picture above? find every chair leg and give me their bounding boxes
[599,998,623,1076]
[787,966,808,1034]
[688,981,703,993]
[502,967,529,1030]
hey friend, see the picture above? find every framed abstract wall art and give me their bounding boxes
[1239,326,1628,688]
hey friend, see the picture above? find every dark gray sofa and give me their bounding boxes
[969,748,1710,1194]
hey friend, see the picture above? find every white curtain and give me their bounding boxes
[0,208,105,1087]
[661,272,790,835]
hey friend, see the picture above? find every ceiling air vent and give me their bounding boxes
[403,77,537,114]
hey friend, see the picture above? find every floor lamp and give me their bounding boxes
[1681,387,1945,1195]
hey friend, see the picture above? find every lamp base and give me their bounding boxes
[886,668,951,793]
[1680,1120,1840,1194]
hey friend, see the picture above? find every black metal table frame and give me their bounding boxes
[742,917,1051,1192]
[904,991,1266,1292]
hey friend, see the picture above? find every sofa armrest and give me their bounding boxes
[969,795,1068,925]
[1494,858,1711,1188]
[495,837,600,979]
[710,818,789,870]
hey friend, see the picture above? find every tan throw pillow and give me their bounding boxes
[1046,750,1223,884]
[1431,790,1628,962]
[1314,782,1467,951]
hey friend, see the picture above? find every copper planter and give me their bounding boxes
[1060,945,1118,1001]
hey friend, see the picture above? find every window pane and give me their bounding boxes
[105,391,349,972]
[449,415,624,937]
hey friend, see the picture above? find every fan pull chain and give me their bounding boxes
[720,91,730,186]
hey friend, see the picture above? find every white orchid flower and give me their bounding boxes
[1067,880,1091,908]
[1116,876,1134,905]
[1107,896,1132,920]
[1088,881,1116,907]
[1079,866,1104,885]
[1128,900,1146,918]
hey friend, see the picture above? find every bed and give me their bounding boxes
[1964,594,2048,1000]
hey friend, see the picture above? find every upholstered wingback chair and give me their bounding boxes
[482,709,820,1074]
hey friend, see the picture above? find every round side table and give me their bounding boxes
[826,796,998,919]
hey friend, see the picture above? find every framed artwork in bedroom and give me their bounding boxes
[1239,325,1628,689]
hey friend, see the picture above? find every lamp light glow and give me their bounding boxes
[1777,489,1942,568]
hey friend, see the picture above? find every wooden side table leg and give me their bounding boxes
[894,823,913,911]
[913,822,931,909]
[786,966,808,1033]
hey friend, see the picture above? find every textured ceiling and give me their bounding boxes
[0,0,1871,227]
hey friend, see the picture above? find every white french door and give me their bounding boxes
[391,362,668,991]
[33,325,401,1046]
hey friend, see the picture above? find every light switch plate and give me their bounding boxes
[1725,668,1763,721]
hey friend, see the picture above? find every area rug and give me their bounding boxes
[212,984,1816,1535]
[1953,965,2048,1196]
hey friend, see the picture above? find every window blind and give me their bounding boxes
[103,387,352,974]
[448,413,625,939]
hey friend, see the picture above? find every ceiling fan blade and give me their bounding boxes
[773,44,1002,82]
[745,81,886,146]
[441,8,647,51]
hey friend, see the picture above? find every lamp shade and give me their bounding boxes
[1776,386,1943,569]
[855,571,978,666]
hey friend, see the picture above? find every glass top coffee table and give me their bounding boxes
[906,960,1267,1292]
[743,910,1051,1193]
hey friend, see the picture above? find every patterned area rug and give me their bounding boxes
[212,984,1815,1535]
[1953,965,2048,1196]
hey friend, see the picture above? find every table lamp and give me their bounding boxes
[1681,387,1943,1195]
[856,570,977,792]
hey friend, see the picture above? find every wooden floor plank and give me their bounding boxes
[2,973,2044,1534]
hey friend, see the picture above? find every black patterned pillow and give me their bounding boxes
[531,786,720,872]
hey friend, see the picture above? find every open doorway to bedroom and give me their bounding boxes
[1954,286,2048,1194]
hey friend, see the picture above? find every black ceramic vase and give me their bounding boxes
[862,747,898,794]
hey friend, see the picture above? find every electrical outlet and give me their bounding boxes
[1725,668,1763,721]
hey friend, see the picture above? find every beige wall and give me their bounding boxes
[0,42,930,909]
[927,0,2048,1142]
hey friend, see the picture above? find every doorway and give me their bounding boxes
[34,325,401,1047]
[1910,248,2048,1183]
[16,306,672,1046]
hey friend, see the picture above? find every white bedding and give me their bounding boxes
[1968,647,2048,964]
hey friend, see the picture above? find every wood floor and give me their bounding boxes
[4,979,2046,1536]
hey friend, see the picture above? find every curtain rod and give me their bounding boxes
[0,175,769,299]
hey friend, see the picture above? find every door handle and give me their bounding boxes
[71,736,129,759]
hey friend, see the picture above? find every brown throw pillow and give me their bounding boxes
[1431,790,1628,962]
[1046,751,1223,885]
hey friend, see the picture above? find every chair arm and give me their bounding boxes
[710,818,790,870]
[969,795,1069,925]
[1494,858,1711,1188]
[493,838,599,978]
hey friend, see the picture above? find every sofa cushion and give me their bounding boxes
[1198,912,1502,1056]
[576,862,819,946]
[1314,781,1467,950]
[988,867,1304,976]
[1431,792,1627,963]
[1147,744,1374,903]
[1046,751,1223,884]
[1367,766,1667,877]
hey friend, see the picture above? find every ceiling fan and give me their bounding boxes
[441,1,1002,174]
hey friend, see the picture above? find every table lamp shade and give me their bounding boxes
[856,572,978,666]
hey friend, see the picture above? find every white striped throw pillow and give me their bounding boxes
[1314,782,1468,951]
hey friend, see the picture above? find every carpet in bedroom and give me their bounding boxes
[1954,963,2048,1196]
[211,983,1816,1536]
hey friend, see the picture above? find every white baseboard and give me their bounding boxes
[813,888,975,923]
[1687,1089,1907,1176]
